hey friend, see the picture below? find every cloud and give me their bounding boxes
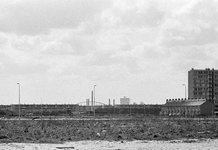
[0,0,112,35]
[43,41,73,55]
[98,0,165,30]
[0,52,49,75]
[0,32,8,47]
[169,45,214,72]
[118,1,164,28]
[154,0,218,74]
[159,0,218,47]
[1,0,216,80]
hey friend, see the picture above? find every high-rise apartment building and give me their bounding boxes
[188,68,218,102]
[120,96,130,105]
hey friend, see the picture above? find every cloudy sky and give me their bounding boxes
[0,0,218,105]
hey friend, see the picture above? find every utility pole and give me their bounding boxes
[93,85,97,118]
[41,98,43,118]
[17,83,21,121]
[182,84,187,99]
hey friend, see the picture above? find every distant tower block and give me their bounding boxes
[86,99,90,106]
[188,68,218,102]
[113,99,115,106]
[120,96,130,105]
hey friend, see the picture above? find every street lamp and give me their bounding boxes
[94,85,97,118]
[17,83,21,121]
[41,98,43,118]
[182,84,186,99]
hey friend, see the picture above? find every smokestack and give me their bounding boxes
[86,99,90,106]
[91,91,93,110]
[113,99,115,106]
[109,99,110,105]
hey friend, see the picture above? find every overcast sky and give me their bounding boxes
[0,0,218,105]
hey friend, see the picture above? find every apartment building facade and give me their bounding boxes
[188,68,218,102]
[120,96,130,105]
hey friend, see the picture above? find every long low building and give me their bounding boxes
[160,98,213,116]
[10,104,79,115]
[0,103,162,116]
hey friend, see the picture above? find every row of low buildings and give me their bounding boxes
[0,103,162,116]
[160,98,213,116]
[0,96,134,116]
[2,104,79,115]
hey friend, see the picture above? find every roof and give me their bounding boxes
[164,99,208,107]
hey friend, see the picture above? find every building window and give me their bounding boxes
[198,92,203,95]
[198,88,203,91]
[198,71,203,74]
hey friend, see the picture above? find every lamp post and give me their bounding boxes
[41,98,43,118]
[94,85,97,118]
[17,83,21,121]
[182,84,186,99]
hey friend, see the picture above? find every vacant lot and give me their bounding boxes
[0,117,218,143]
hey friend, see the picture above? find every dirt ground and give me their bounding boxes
[0,139,218,150]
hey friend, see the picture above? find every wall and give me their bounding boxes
[200,101,213,116]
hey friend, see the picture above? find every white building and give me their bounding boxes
[120,96,130,105]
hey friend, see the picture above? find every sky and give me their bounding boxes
[0,0,218,105]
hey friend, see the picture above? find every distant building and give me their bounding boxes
[160,98,213,116]
[10,104,79,115]
[120,96,130,105]
[0,105,11,110]
[188,68,218,102]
